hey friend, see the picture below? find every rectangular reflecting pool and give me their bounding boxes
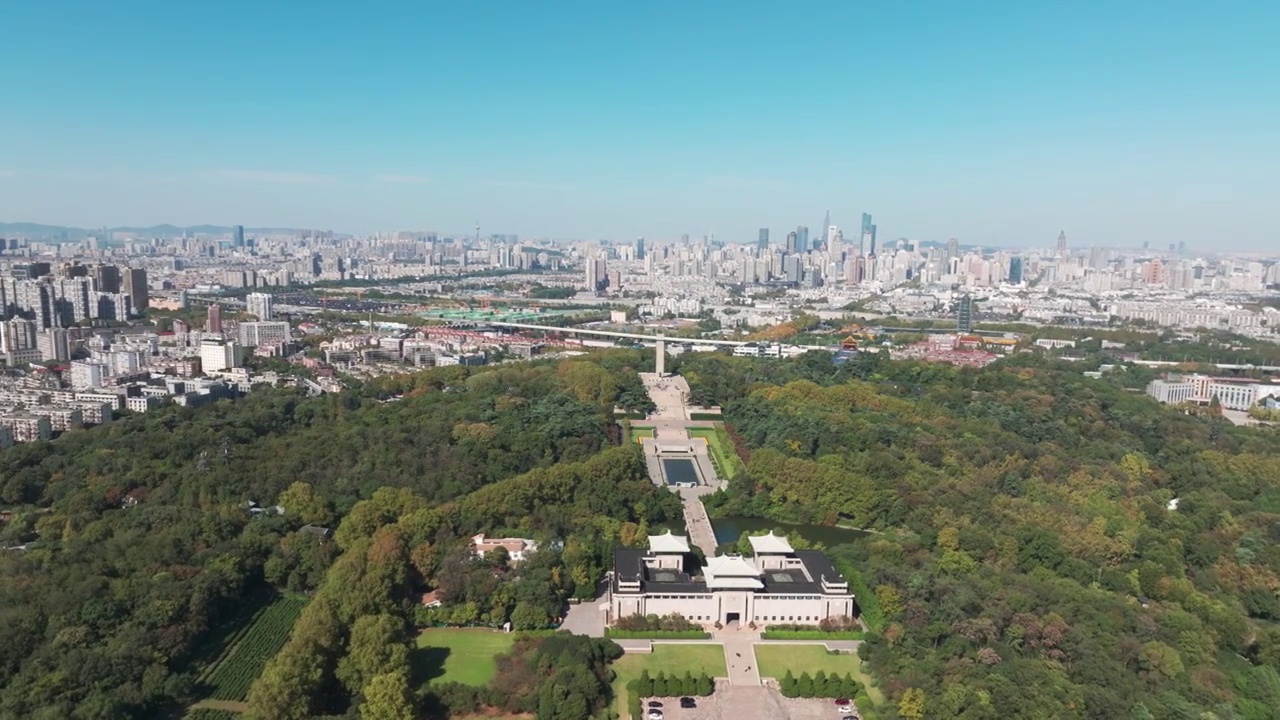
[661,458,698,485]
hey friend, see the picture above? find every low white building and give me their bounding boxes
[609,531,855,627]
[471,533,538,563]
[1146,374,1280,411]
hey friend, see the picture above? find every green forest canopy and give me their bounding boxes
[682,350,1280,720]
[4,345,1280,719]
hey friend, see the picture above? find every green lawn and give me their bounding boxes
[413,629,516,686]
[628,426,655,443]
[753,644,883,706]
[612,644,726,719]
[688,426,743,479]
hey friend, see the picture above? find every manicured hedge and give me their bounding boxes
[605,629,711,639]
[760,630,866,640]
[688,412,722,420]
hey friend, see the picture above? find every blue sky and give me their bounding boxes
[1,1,1277,251]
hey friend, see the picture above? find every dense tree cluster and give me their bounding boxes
[778,669,863,699]
[244,442,677,718]
[613,612,702,632]
[0,351,663,719]
[631,669,715,697]
[681,350,1280,719]
[430,633,622,720]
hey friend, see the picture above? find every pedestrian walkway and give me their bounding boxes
[722,635,762,686]
[679,486,719,556]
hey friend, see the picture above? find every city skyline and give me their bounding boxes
[1,2,1277,250]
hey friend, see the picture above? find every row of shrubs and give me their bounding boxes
[627,671,715,719]
[606,629,711,639]
[778,670,863,699]
[614,613,702,632]
[760,629,865,640]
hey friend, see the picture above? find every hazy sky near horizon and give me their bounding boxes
[1,1,1277,250]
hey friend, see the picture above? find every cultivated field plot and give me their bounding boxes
[198,594,307,701]
[414,628,517,686]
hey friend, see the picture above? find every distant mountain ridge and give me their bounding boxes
[0,222,310,240]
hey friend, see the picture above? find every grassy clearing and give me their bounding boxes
[688,426,743,479]
[753,644,882,706]
[413,629,516,686]
[198,594,306,702]
[611,644,726,719]
[628,426,655,444]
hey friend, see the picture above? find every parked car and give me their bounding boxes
[680,697,697,708]
[647,711,664,720]
[834,699,851,706]
[648,701,664,708]
[837,706,857,716]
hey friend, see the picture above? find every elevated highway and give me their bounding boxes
[448,320,833,374]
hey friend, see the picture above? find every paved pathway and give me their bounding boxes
[679,485,719,555]
[559,579,608,637]
[638,371,724,555]
[722,635,762,686]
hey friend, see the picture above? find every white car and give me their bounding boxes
[837,707,856,716]
[647,712,664,720]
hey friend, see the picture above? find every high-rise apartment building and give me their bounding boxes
[37,328,70,362]
[1,318,38,356]
[207,303,224,334]
[246,292,274,320]
[124,267,148,310]
[584,255,609,294]
[94,264,121,293]
[70,360,107,390]
[199,339,242,373]
[238,321,291,348]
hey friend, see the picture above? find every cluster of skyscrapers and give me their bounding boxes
[0,262,149,364]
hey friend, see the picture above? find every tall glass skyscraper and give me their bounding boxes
[957,294,974,332]
[796,226,809,251]
[860,213,874,256]
[757,228,769,250]
[1009,257,1024,283]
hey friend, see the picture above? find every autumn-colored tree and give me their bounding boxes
[360,670,415,720]
[898,688,927,720]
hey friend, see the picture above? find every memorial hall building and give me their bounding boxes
[608,531,855,626]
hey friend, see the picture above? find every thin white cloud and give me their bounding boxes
[377,174,431,184]
[0,169,15,178]
[209,169,338,185]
